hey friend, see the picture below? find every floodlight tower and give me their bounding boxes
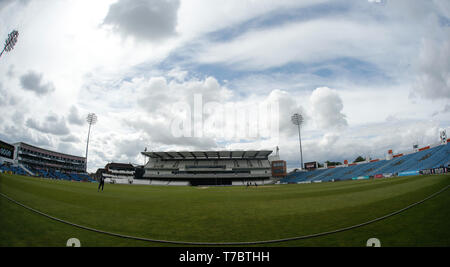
[0,30,19,59]
[85,113,98,172]
[291,113,304,171]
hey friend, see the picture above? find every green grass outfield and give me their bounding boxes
[0,173,449,247]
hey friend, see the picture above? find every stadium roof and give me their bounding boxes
[105,163,135,170]
[141,150,273,160]
[14,142,86,161]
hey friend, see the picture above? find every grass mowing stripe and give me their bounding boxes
[0,174,446,247]
[2,175,440,224]
[1,183,448,245]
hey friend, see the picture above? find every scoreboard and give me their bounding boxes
[271,160,287,177]
[0,140,14,160]
[304,161,318,171]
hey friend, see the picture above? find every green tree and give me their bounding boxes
[353,156,366,163]
[325,161,342,167]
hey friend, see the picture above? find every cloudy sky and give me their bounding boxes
[0,0,449,172]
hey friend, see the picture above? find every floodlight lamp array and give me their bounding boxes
[291,113,303,126]
[86,113,98,125]
[4,30,19,52]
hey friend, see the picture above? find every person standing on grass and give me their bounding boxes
[98,175,105,192]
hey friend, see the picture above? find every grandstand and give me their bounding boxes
[140,150,275,186]
[0,164,28,176]
[0,140,95,182]
[281,138,450,184]
[3,133,449,187]
[0,140,29,176]
[102,163,135,184]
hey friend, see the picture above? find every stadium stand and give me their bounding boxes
[0,163,28,176]
[0,140,95,182]
[101,163,135,184]
[140,150,275,186]
[281,141,450,184]
[3,136,448,187]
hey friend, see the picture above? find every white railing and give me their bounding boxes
[109,170,134,175]
[103,173,133,179]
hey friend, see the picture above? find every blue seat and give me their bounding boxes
[282,143,450,183]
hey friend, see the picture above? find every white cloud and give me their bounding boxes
[319,132,340,148]
[0,0,29,11]
[124,119,218,151]
[60,135,81,143]
[114,135,148,160]
[444,104,450,114]
[57,142,84,157]
[176,0,327,40]
[102,0,180,42]
[0,124,53,149]
[193,18,398,71]
[263,90,308,137]
[309,87,347,130]
[26,114,70,136]
[167,67,188,82]
[67,106,85,126]
[136,75,233,117]
[19,70,55,96]
[1,0,449,173]
[127,75,233,148]
[412,37,450,100]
